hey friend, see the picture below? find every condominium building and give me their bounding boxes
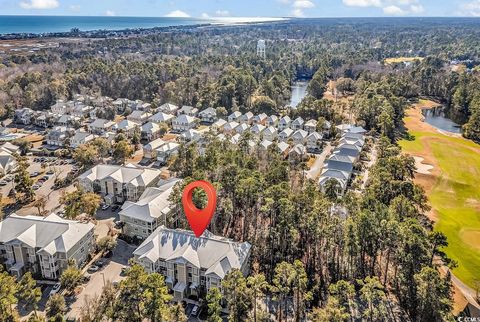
[0,214,95,279]
[133,227,251,300]
[78,164,162,204]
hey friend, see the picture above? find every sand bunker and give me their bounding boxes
[414,156,434,174]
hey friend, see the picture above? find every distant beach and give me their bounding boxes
[0,15,288,35]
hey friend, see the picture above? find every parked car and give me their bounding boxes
[30,171,39,177]
[46,169,55,175]
[111,205,120,211]
[191,305,200,317]
[49,283,61,296]
[87,265,100,273]
[0,181,7,186]
[95,259,106,267]
[32,185,40,190]
[101,204,110,211]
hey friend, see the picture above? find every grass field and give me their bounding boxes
[384,56,424,64]
[399,101,480,289]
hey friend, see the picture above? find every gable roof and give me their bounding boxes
[133,226,251,278]
[79,164,161,187]
[0,214,94,255]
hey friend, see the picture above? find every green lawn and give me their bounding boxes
[400,130,480,288]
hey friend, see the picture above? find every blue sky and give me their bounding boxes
[1,0,479,18]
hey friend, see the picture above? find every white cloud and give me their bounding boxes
[215,10,230,16]
[383,5,406,15]
[201,13,210,19]
[287,0,315,17]
[105,10,115,16]
[458,0,480,16]
[20,0,58,9]
[343,0,382,7]
[165,10,190,18]
[293,0,315,8]
[69,4,80,11]
[343,0,425,15]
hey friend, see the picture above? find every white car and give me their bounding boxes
[49,283,61,296]
[101,204,109,211]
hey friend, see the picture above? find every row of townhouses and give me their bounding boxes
[319,124,367,194]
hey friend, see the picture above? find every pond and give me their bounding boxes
[422,107,462,134]
[290,80,309,108]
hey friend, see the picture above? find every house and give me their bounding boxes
[211,119,227,133]
[277,141,290,156]
[230,133,241,145]
[0,213,95,279]
[172,115,197,133]
[304,119,318,133]
[262,126,278,141]
[279,128,294,141]
[132,100,152,111]
[179,129,201,142]
[336,124,367,135]
[239,111,254,124]
[113,119,141,137]
[306,132,323,152]
[259,139,273,152]
[198,107,217,123]
[70,131,95,148]
[88,119,116,134]
[0,150,17,175]
[143,138,165,159]
[119,178,181,239]
[223,121,239,134]
[333,143,362,161]
[133,226,251,299]
[127,110,152,124]
[141,122,161,141]
[112,98,131,113]
[150,112,175,125]
[158,103,179,115]
[228,111,242,122]
[0,142,20,155]
[55,114,80,127]
[50,100,71,114]
[325,154,355,173]
[177,106,198,117]
[235,123,250,134]
[14,108,34,125]
[78,164,162,204]
[45,127,73,147]
[289,144,307,163]
[33,112,55,128]
[253,113,268,125]
[156,142,180,164]
[71,105,94,118]
[291,117,305,130]
[278,116,291,131]
[319,169,350,194]
[250,124,266,137]
[291,129,308,145]
[266,115,279,127]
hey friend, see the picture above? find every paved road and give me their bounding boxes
[66,240,136,320]
[305,143,333,180]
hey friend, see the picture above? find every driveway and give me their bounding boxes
[305,142,333,180]
[66,240,136,320]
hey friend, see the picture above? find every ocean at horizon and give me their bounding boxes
[0,15,287,35]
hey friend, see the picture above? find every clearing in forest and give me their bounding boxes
[399,99,480,290]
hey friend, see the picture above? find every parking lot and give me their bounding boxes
[1,156,76,215]
[66,240,136,319]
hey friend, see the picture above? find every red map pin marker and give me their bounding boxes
[182,180,217,237]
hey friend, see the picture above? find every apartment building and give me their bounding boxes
[133,227,251,300]
[78,164,162,204]
[119,178,181,239]
[0,214,95,279]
